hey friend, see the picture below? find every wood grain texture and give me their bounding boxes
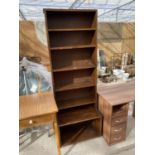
[19,91,58,120]
[55,87,95,102]
[48,28,96,31]
[59,120,101,146]
[98,82,131,145]
[122,23,135,53]
[53,114,61,155]
[99,97,128,145]
[110,131,126,144]
[58,105,100,127]
[49,31,96,48]
[19,21,134,68]
[58,96,95,110]
[19,92,61,155]
[19,114,54,129]
[111,115,127,126]
[44,9,101,146]
[50,45,95,50]
[52,47,96,72]
[98,23,135,64]
[97,80,135,105]
[111,123,126,135]
[19,21,50,66]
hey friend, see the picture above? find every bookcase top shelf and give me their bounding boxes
[44,9,97,13]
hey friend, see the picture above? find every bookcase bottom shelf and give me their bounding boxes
[60,119,102,146]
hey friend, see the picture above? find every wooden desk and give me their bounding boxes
[19,92,61,155]
[97,80,135,145]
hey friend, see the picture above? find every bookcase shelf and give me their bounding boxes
[58,105,100,127]
[52,47,96,72]
[45,9,96,29]
[54,69,95,92]
[44,9,101,146]
[60,120,101,146]
[53,61,95,72]
[57,96,95,110]
[55,87,96,109]
[50,45,96,50]
[48,28,96,32]
[55,79,95,92]
[49,30,96,48]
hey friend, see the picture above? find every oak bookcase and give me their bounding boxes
[44,9,102,146]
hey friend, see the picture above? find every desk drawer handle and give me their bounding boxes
[115,119,122,123]
[29,120,33,124]
[114,128,122,132]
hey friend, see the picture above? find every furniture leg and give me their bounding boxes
[133,101,135,118]
[53,114,61,155]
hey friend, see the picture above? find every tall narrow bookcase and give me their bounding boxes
[44,9,102,145]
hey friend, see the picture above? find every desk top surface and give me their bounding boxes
[97,80,135,106]
[19,91,58,120]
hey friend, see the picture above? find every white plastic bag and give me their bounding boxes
[19,57,52,96]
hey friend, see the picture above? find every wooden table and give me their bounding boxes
[97,80,135,145]
[19,91,61,155]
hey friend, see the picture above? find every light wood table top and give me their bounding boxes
[97,80,135,106]
[19,91,58,120]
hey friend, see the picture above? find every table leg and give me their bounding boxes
[133,101,135,118]
[53,114,61,155]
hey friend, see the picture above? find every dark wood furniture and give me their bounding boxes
[44,9,102,146]
[19,92,61,155]
[97,80,135,145]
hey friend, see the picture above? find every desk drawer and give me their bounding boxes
[110,132,125,144]
[19,114,54,129]
[111,115,127,126]
[111,123,126,135]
